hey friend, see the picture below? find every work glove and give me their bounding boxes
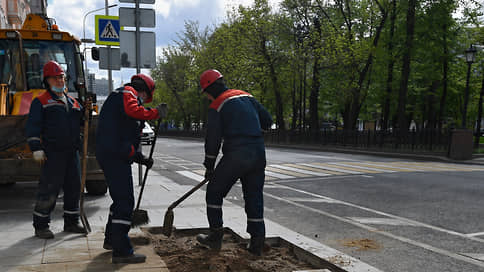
[133,153,154,169]
[205,168,215,180]
[33,150,46,162]
[156,103,168,119]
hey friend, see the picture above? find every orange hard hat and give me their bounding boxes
[200,69,223,91]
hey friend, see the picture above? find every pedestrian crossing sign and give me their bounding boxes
[95,15,120,46]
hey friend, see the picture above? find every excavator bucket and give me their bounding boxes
[0,115,29,156]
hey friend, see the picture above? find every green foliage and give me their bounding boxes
[150,0,484,131]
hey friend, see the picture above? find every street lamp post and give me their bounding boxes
[82,4,117,92]
[462,45,477,128]
[475,60,484,148]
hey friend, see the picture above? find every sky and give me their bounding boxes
[46,0,282,88]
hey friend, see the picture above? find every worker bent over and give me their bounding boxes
[96,74,167,264]
[26,61,86,239]
[196,70,273,256]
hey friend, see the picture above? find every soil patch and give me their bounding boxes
[340,239,382,251]
[147,228,322,272]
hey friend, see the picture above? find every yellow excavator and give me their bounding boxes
[0,13,107,195]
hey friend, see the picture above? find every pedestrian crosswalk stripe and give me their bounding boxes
[270,165,332,176]
[339,162,414,172]
[285,163,345,175]
[174,161,484,183]
[367,162,429,172]
[177,170,204,182]
[193,169,205,175]
[307,163,365,174]
[322,163,384,174]
[191,169,277,181]
[419,162,484,171]
[265,170,295,179]
[266,166,310,177]
[388,162,458,172]
[364,161,435,172]
[349,217,418,226]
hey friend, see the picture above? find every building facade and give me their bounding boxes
[0,0,47,29]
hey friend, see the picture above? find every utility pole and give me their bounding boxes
[135,0,141,74]
[105,0,113,93]
[135,0,142,185]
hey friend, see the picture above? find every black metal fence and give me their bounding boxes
[264,129,451,153]
[159,129,452,154]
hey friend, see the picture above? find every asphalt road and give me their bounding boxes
[145,137,484,272]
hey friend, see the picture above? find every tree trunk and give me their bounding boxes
[170,89,189,131]
[382,0,396,131]
[261,38,285,130]
[292,71,297,131]
[438,23,449,130]
[474,73,484,148]
[397,0,417,134]
[344,0,387,131]
[426,81,439,129]
[309,18,322,137]
[309,56,320,135]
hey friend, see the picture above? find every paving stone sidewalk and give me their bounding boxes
[1,166,380,272]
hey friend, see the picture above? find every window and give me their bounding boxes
[0,39,83,93]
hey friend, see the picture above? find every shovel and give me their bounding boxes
[79,99,92,234]
[162,177,210,237]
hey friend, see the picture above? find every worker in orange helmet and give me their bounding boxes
[196,69,273,256]
[96,73,167,264]
[26,61,86,239]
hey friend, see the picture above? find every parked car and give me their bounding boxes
[141,124,155,145]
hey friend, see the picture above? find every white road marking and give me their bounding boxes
[265,170,295,179]
[166,160,190,163]
[349,217,418,226]
[465,232,484,237]
[329,162,397,173]
[286,197,340,203]
[301,163,363,174]
[269,182,484,244]
[270,175,370,183]
[461,253,484,262]
[270,165,331,176]
[177,170,204,182]
[264,190,484,268]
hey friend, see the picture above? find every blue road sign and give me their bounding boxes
[95,15,120,46]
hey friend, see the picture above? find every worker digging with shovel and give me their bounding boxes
[26,61,86,239]
[95,74,167,264]
[196,69,273,256]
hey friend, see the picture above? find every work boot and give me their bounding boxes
[196,228,224,251]
[35,228,54,239]
[112,253,146,264]
[64,222,86,233]
[247,237,265,256]
[103,240,113,250]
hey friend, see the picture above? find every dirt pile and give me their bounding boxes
[147,229,319,272]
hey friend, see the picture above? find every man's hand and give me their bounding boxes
[84,97,93,110]
[134,153,154,169]
[156,103,168,119]
[205,168,214,180]
[33,150,46,162]
[142,157,154,169]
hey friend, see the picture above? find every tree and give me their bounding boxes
[397,0,417,133]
